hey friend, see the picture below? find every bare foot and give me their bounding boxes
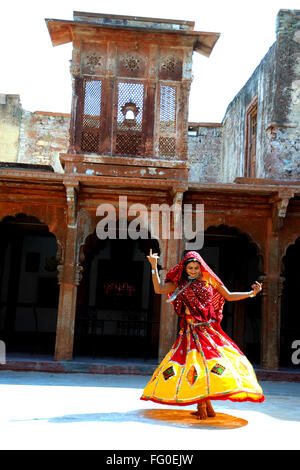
[196,402,207,420]
[192,400,216,420]
[206,399,216,417]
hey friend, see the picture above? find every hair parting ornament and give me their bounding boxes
[184,258,200,265]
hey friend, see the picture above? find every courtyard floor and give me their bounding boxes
[0,369,299,451]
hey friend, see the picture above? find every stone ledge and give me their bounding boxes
[0,162,54,172]
[1,358,300,381]
[60,153,189,181]
[255,369,300,382]
[0,359,157,375]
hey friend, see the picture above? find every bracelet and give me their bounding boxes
[249,291,256,298]
[151,269,156,275]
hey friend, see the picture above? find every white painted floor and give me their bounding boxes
[0,371,299,450]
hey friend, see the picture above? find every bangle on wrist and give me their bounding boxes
[249,290,256,298]
[151,269,156,275]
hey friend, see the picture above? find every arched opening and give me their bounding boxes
[74,231,161,360]
[186,225,262,365]
[0,214,59,357]
[281,238,300,368]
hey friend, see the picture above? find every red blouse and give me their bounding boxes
[172,279,218,323]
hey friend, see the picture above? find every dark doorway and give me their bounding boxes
[74,234,160,360]
[0,214,59,356]
[281,238,300,368]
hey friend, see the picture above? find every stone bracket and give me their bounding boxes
[64,181,79,227]
[170,186,187,206]
[270,190,294,233]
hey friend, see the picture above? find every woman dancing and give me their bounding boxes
[141,250,264,419]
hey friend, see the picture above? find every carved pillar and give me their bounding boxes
[259,274,285,370]
[68,37,81,154]
[54,183,82,360]
[157,189,184,361]
[259,191,293,370]
[55,255,83,360]
[157,238,182,361]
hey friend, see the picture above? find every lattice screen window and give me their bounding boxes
[158,85,177,158]
[115,82,144,156]
[80,79,102,153]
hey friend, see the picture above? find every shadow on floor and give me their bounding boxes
[10,409,248,430]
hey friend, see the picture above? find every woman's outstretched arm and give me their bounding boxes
[147,249,175,295]
[215,281,263,301]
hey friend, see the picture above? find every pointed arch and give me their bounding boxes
[0,213,60,357]
[74,224,161,359]
[281,235,300,275]
[0,205,65,246]
[280,236,300,367]
[185,223,264,274]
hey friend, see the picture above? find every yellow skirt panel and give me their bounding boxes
[141,322,264,405]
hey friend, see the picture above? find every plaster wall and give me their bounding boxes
[18,111,70,173]
[0,95,22,163]
[187,125,223,182]
[221,44,277,182]
[221,10,300,183]
[264,10,300,179]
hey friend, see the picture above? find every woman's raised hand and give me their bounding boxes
[251,281,263,295]
[147,249,159,269]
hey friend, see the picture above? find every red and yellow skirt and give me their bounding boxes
[141,318,264,405]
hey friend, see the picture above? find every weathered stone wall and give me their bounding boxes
[1,10,298,182]
[264,10,300,179]
[0,94,22,163]
[221,44,277,182]
[187,124,223,182]
[221,9,300,183]
[18,111,70,173]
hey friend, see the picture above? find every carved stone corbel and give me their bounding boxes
[65,182,79,227]
[69,61,81,77]
[278,276,285,297]
[74,263,83,286]
[56,239,64,264]
[57,264,64,285]
[170,186,187,205]
[171,190,183,207]
[56,239,65,285]
[169,189,186,241]
[271,190,294,233]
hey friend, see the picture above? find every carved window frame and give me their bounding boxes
[155,83,178,159]
[244,96,258,177]
[112,79,146,156]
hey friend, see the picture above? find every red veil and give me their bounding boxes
[165,251,225,323]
